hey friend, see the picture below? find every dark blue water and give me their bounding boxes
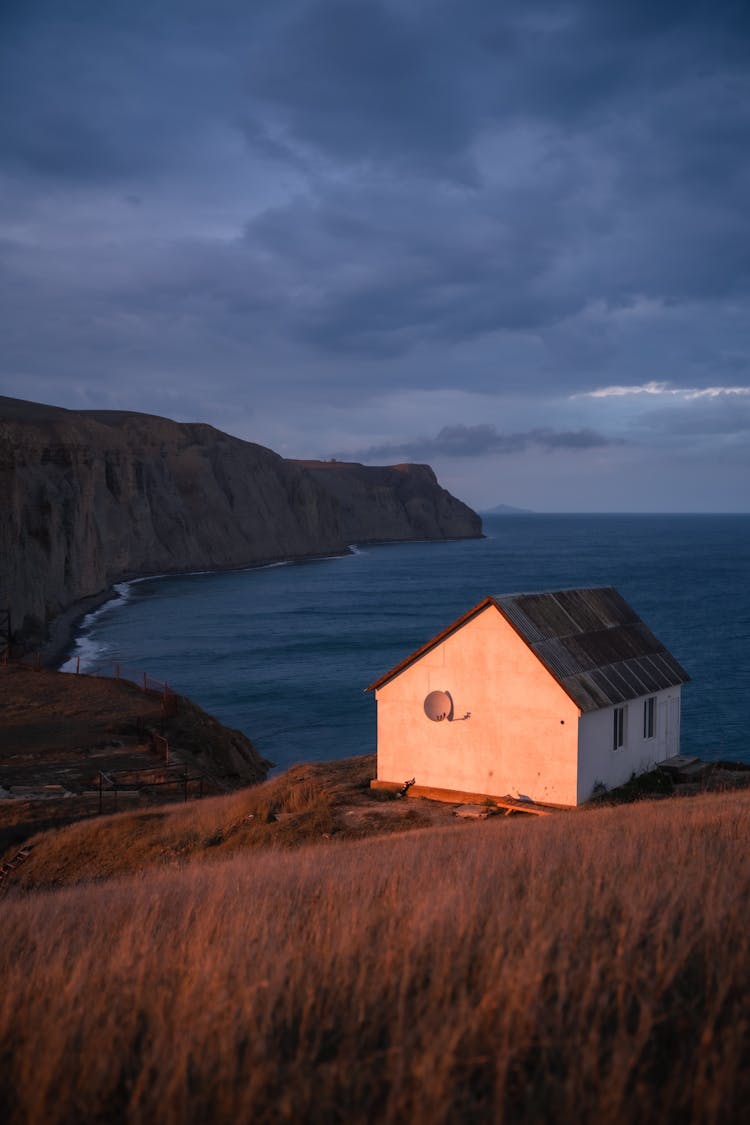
[63,515,750,770]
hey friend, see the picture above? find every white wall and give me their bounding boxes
[375,604,581,806]
[576,686,682,802]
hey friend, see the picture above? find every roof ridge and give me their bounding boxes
[367,587,689,709]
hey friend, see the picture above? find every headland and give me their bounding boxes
[0,395,482,656]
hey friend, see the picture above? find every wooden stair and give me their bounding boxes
[659,755,709,781]
[0,846,33,894]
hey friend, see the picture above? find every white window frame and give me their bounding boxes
[613,705,625,751]
[643,696,656,740]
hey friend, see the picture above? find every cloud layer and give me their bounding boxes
[0,0,748,509]
[343,424,617,462]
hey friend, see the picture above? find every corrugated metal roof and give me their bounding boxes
[490,588,689,711]
[367,586,689,711]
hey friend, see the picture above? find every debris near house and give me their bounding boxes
[454,804,497,819]
[658,755,709,781]
[371,779,557,815]
[589,755,750,805]
[0,844,32,895]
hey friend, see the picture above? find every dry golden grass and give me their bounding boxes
[2,788,749,1123]
[5,755,451,892]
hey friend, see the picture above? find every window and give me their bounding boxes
[613,706,625,750]
[643,696,656,740]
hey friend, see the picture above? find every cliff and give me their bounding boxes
[0,397,482,649]
[296,460,482,543]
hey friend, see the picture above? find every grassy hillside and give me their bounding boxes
[0,664,269,855]
[2,787,749,1123]
[3,755,469,892]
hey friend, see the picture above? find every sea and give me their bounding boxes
[61,514,750,772]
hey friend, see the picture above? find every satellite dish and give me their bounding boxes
[424,690,454,722]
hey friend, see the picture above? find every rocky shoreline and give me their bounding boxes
[40,589,117,668]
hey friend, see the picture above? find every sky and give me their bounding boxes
[1,0,749,512]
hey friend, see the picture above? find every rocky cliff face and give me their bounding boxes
[0,397,482,648]
[297,460,483,544]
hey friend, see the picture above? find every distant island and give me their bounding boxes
[0,396,482,656]
[481,502,537,515]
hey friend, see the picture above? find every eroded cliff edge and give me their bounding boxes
[296,460,481,544]
[0,397,482,649]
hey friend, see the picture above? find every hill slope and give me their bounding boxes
[1,787,748,1123]
[0,663,270,855]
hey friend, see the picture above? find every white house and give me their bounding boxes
[367,587,689,807]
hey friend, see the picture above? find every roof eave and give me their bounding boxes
[366,589,690,708]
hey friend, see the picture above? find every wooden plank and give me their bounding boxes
[370,779,563,814]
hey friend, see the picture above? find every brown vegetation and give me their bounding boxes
[3,755,468,893]
[2,788,749,1123]
[0,664,269,853]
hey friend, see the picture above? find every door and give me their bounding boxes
[657,700,668,759]
[665,696,680,758]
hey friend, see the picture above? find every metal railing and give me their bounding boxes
[10,651,178,713]
[97,764,205,813]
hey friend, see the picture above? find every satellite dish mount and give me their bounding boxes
[424,690,454,722]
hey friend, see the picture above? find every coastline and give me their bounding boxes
[41,546,358,670]
[48,532,488,672]
[41,590,118,669]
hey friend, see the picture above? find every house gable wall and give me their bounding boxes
[375,604,581,806]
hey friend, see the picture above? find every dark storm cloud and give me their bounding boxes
[341,424,615,462]
[243,0,750,168]
[244,0,479,179]
[0,1,272,184]
[231,0,750,363]
[239,172,592,367]
[0,10,154,182]
[0,0,748,449]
